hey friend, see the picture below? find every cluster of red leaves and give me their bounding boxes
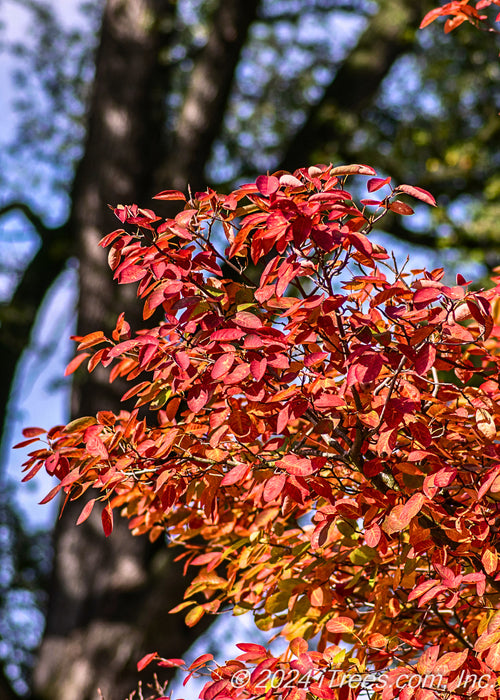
[17,164,500,699]
[421,0,500,33]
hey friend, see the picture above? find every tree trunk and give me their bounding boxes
[31,3,192,699]
[32,2,259,698]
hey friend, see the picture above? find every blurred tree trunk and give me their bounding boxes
[1,0,453,697]
[32,1,258,699]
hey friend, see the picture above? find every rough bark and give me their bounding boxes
[31,2,260,699]
[32,3,184,699]
[158,0,260,193]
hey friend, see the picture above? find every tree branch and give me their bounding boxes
[156,0,261,193]
[0,202,53,241]
[280,0,426,172]
[0,203,70,468]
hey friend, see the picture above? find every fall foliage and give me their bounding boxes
[14,3,500,699]
[16,161,500,699]
[420,0,500,33]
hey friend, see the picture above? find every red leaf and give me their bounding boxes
[202,680,229,700]
[401,493,426,521]
[396,184,437,207]
[13,438,41,449]
[367,176,391,192]
[22,427,46,438]
[76,499,96,525]
[485,643,500,671]
[102,502,113,537]
[188,653,214,671]
[276,454,314,476]
[224,362,250,384]
[263,473,286,502]
[137,652,158,672]
[187,385,209,413]
[478,467,500,500]
[415,344,436,375]
[116,265,147,284]
[39,483,62,504]
[84,425,109,459]
[45,453,59,475]
[250,358,267,381]
[407,578,440,603]
[256,175,279,196]
[211,353,235,380]
[234,311,262,329]
[157,658,186,668]
[414,287,440,307]
[64,353,90,376]
[314,393,344,409]
[347,231,373,256]
[220,462,249,486]
[229,411,252,436]
[153,189,186,201]
[210,328,245,342]
[388,200,414,216]
[209,424,228,449]
[304,351,328,368]
[236,643,269,655]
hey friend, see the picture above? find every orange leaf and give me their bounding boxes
[486,643,500,671]
[64,353,90,376]
[417,645,440,674]
[476,408,496,441]
[326,616,354,634]
[367,634,386,649]
[482,548,498,575]
[153,189,186,201]
[364,522,381,548]
[77,331,107,350]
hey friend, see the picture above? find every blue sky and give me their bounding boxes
[1,0,83,528]
[0,2,492,695]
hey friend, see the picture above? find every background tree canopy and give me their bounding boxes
[1,0,499,698]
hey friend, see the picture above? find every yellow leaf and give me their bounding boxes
[185,605,205,627]
[63,416,97,433]
[482,548,498,575]
[476,408,496,441]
